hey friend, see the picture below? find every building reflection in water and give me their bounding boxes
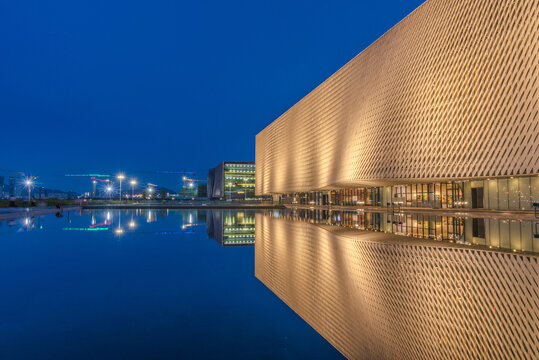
[206,210,255,246]
[276,209,538,254]
[255,213,538,359]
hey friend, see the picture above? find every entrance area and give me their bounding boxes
[471,187,484,209]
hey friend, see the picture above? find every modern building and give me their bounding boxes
[207,162,255,200]
[206,210,255,246]
[255,0,539,210]
[7,177,16,197]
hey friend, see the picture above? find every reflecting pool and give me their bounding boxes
[0,208,537,359]
[0,209,343,360]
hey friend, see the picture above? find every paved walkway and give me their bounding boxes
[0,206,80,220]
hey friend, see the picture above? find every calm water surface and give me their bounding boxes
[1,208,537,359]
[0,209,343,360]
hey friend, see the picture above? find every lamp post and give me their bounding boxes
[117,174,125,202]
[106,186,112,200]
[130,179,137,199]
[25,178,33,204]
[148,187,153,200]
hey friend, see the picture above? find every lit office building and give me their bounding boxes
[207,162,255,200]
[255,0,538,210]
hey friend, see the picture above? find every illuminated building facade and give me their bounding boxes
[255,0,539,210]
[207,162,255,200]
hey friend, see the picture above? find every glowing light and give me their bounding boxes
[106,186,112,192]
[115,227,124,235]
[130,180,137,186]
[129,221,136,228]
[25,178,33,187]
[117,174,125,180]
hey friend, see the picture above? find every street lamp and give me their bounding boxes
[148,187,153,199]
[117,174,125,201]
[106,186,113,200]
[25,178,33,204]
[130,179,137,199]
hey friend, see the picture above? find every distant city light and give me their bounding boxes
[25,178,33,187]
[106,186,112,192]
[115,227,124,235]
[117,174,125,180]
[129,221,136,228]
[130,180,137,186]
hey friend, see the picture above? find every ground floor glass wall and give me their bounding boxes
[278,176,539,210]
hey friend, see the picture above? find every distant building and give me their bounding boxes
[207,162,255,200]
[0,176,4,197]
[181,183,197,198]
[206,210,255,246]
[7,177,15,197]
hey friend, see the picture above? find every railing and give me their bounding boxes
[534,203,539,239]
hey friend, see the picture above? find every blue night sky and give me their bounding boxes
[1,0,424,192]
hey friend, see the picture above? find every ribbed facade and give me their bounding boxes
[255,0,538,195]
[254,214,539,359]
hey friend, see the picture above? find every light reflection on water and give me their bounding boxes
[1,209,537,359]
[255,212,539,359]
[0,209,344,360]
[275,208,539,254]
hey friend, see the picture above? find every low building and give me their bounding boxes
[207,162,255,200]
